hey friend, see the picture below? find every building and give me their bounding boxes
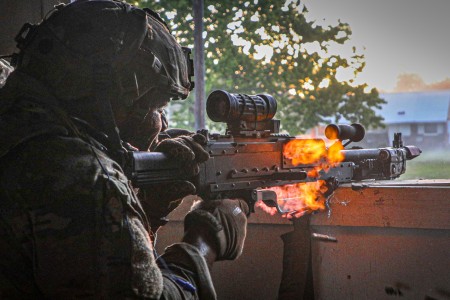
[365,90,450,149]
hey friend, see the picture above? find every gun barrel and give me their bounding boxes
[404,145,422,159]
[342,146,421,163]
[341,149,382,161]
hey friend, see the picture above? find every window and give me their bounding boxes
[424,123,438,134]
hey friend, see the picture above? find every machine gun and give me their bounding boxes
[125,90,421,214]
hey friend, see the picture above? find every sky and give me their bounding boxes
[302,0,450,93]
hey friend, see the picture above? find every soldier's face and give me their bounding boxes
[115,91,170,151]
[137,108,168,150]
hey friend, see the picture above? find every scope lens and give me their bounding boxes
[206,90,232,122]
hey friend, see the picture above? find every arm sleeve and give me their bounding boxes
[158,243,217,300]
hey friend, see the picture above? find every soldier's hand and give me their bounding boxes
[142,130,209,232]
[138,181,196,231]
[183,199,249,261]
[155,131,209,177]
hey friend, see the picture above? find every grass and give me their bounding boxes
[401,150,450,179]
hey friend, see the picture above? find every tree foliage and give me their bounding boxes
[129,0,385,134]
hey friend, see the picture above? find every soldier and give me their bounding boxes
[0,1,248,299]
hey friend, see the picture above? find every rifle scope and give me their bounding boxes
[206,90,277,123]
[325,123,365,142]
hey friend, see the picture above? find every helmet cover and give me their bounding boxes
[15,0,192,105]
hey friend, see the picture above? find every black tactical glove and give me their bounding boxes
[155,132,209,177]
[141,130,210,231]
[184,199,249,261]
[138,181,196,231]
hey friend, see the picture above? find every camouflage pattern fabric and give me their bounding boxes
[0,132,165,298]
[0,73,215,299]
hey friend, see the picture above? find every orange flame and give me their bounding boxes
[256,138,345,219]
[283,139,327,166]
[327,140,345,165]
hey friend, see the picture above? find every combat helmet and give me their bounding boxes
[12,0,193,151]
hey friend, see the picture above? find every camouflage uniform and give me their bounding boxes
[0,72,216,299]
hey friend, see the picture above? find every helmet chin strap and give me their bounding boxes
[93,61,127,164]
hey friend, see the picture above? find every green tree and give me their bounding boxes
[130,0,385,134]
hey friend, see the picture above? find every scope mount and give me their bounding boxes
[226,119,281,137]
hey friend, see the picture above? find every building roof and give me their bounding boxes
[379,90,450,124]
